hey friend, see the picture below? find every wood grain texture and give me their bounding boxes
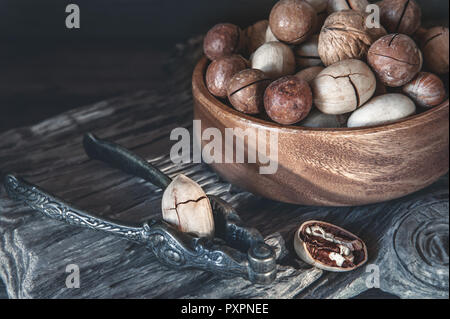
[0,36,448,299]
[193,57,449,206]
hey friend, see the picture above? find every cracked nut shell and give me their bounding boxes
[162,174,215,238]
[264,76,313,125]
[318,10,378,66]
[421,27,449,75]
[368,34,422,87]
[294,220,368,272]
[227,69,271,114]
[206,55,248,98]
[402,72,447,108]
[269,0,317,45]
[311,59,376,115]
[378,0,421,35]
[203,23,245,61]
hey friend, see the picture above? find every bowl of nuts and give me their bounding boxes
[192,0,449,206]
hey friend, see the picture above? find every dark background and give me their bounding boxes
[0,0,448,133]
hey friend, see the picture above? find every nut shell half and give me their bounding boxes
[227,69,271,114]
[421,27,449,75]
[264,76,313,125]
[203,23,245,61]
[294,220,368,272]
[311,59,376,114]
[294,34,322,68]
[378,0,422,35]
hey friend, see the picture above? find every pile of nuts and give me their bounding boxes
[203,0,449,128]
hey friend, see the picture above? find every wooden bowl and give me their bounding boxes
[192,57,449,206]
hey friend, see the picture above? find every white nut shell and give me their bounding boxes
[161,174,214,238]
[251,42,296,79]
[294,220,368,272]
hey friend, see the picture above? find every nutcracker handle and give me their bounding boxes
[83,133,172,190]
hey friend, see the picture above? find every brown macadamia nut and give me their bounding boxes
[311,59,376,114]
[327,0,369,14]
[402,72,447,108]
[251,42,296,79]
[227,69,271,114]
[294,35,322,68]
[318,10,377,66]
[368,34,422,87]
[295,66,325,84]
[264,76,313,125]
[378,0,422,35]
[244,20,269,55]
[206,55,248,98]
[203,23,245,60]
[269,0,317,45]
[421,27,449,75]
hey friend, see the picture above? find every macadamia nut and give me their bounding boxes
[269,0,317,45]
[203,23,245,60]
[264,76,313,125]
[368,34,422,87]
[311,59,376,114]
[206,55,248,98]
[251,42,296,79]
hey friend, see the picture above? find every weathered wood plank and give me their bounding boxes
[0,36,448,299]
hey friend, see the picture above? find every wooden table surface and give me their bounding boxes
[0,37,448,299]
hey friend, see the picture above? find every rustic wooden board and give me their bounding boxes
[0,37,448,299]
